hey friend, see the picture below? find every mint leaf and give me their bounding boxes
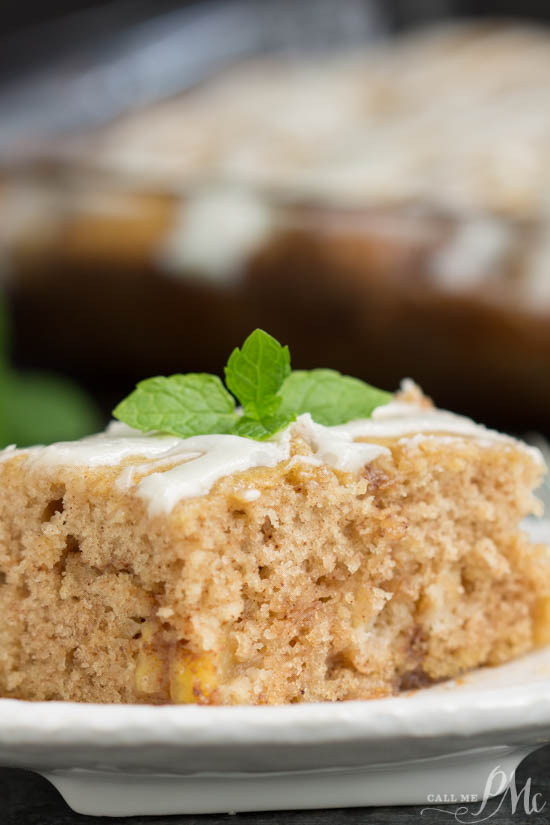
[278,369,392,426]
[112,329,393,443]
[231,411,294,441]
[224,329,290,421]
[231,417,273,440]
[113,374,237,437]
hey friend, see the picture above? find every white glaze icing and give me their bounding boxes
[430,217,513,291]
[158,186,275,282]
[8,398,544,515]
[293,415,388,473]
[118,432,290,514]
[23,423,188,469]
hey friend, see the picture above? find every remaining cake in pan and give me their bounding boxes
[0,333,547,704]
[4,23,550,431]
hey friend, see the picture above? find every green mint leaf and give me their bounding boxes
[231,411,295,441]
[231,417,273,440]
[224,329,290,421]
[278,369,392,427]
[113,374,237,437]
[112,329,392,443]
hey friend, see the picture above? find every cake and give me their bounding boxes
[4,22,550,432]
[0,333,547,705]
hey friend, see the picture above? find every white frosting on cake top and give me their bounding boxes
[5,397,543,515]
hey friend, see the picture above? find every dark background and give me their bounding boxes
[4,0,550,35]
[5,0,550,35]
[3,0,550,81]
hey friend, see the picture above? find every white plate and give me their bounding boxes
[1,520,550,817]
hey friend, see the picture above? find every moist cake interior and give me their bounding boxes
[0,388,547,704]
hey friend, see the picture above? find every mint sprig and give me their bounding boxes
[278,369,392,426]
[225,329,290,422]
[113,329,391,441]
[113,374,237,438]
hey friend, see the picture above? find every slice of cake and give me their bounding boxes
[0,331,548,705]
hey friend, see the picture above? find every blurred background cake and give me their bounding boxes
[1,0,550,440]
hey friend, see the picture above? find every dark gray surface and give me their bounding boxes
[1,745,550,824]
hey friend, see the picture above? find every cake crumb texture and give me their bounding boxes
[0,421,547,704]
